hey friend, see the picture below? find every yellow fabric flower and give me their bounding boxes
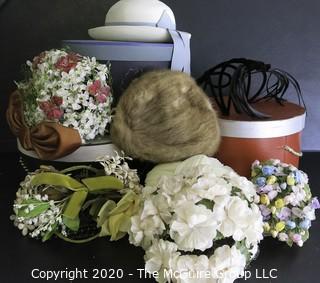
[267,176,277,185]
[260,194,270,206]
[287,176,295,186]
[263,223,271,232]
[275,199,285,209]
[275,221,286,232]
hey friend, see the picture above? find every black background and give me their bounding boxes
[1,0,320,152]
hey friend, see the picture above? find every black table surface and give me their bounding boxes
[1,153,319,283]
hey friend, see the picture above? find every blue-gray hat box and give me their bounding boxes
[62,40,175,101]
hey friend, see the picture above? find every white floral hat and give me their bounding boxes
[88,0,191,73]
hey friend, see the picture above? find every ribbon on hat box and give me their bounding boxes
[106,10,191,73]
[6,91,82,160]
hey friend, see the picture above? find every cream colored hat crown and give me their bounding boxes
[89,0,177,42]
[88,0,191,73]
[105,0,176,28]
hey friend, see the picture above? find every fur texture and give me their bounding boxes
[111,70,221,163]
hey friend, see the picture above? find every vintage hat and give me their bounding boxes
[198,58,306,177]
[88,0,191,73]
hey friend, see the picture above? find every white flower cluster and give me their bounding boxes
[145,239,246,283]
[129,155,264,283]
[97,151,142,193]
[18,49,113,142]
[11,174,67,239]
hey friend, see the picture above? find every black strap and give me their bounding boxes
[197,58,306,119]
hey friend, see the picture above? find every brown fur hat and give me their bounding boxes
[111,70,221,163]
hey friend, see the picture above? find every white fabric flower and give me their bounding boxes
[158,175,185,196]
[170,202,218,251]
[145,239,180,283]
[129,185,172,249]
[141,195,171,225]
[209,245,246,283]
[191,175,232,201]
[224,170,257,201]
[156,175,201,208]
[129,214,166,249]
[303,206,316,221]
[130,155,263,283]
[216,197,263,245]
[175,155,228,178]
[173,255,213,283]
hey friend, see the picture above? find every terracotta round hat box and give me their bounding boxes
[215,100,306,177]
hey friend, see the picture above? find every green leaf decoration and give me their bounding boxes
[231,187,242,196]
[287,239,294,247]
[304,184,312,200]
[110,231,127,241]
[108,191,139,216]
[235,240,251,262]
[63,216,80,232]
[197,199,214,210]
[42,222,58,242]
[82,176,124,193]
[108,213,127,241]
[99,224,110,238]
[214,231,224,241]
[88,198,108,218]
[17,199,50,219]
[97,200,117,227]
[301,230,309,242]
[97,191,140,240]
[30,173,84,191]
[56,232,100,244]
[63,190,88,220]
[60,165,100,175]
[82,199,98,211]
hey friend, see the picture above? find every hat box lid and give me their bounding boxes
[218,100,306,139]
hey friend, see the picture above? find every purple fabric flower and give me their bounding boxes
[311,197,320,209]
[259,205,271,217]
[276,207,291,221]
[262,166,276,176]
[258,185,273,194]
[268,190,278,201]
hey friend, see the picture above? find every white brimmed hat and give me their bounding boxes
[89,0,176,42]
[88,0,191,73]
